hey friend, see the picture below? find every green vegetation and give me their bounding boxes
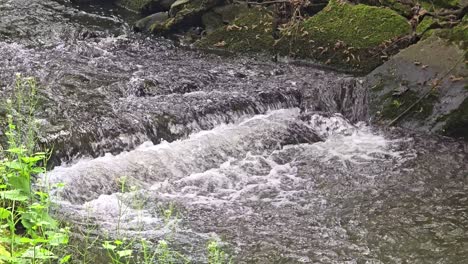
[0,74,70,263]
[101,177,232,264]
[198,0,411,72]
[207,241,232,264]
[302,0,411,49]
[437,17,468,50]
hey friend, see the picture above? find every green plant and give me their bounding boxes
[102,182,190,264]
[207,241,232,264]
[0,74,70,263]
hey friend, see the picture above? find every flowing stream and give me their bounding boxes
[1,0,468,263]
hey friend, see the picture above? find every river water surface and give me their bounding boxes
[1,0,467,263]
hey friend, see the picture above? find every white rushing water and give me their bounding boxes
[43,109,425,263]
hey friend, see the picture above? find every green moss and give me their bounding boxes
[442,97,468,139]
[198,1,411,72]
[379,90,438,120]
[417,16,435,35]
[197,7,275,53]
[419,0,460,11]
[274,0,412,72]
[436,20,468,50]
[302,0,411,49]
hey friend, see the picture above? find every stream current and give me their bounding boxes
[1,0,468,263]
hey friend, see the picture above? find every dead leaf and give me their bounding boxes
[449,75,464,82]
[226,24,242,31]
[214,41,226,47]
[414,61,421,65]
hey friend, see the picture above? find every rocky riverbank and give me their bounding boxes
[5,0,467,144]
[94,0,467,139]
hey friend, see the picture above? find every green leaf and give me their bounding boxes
[0,208,11,219]
[4,161,26,171]
[46,231,69,246]
[117,250,133,258]
[21,247,56,259]
[6,147,26,155]
[8,175,31,195]
[0,190,28,201]
[60,255,71,263]
[102,242,117,251]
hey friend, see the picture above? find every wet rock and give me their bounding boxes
[366,34,468,138]
[149,0,224,35]
[116,0,176,14]
[134,12,168,32]
[201,4,250,33]
[201,11,223,34]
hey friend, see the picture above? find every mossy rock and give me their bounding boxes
[198,1,411,72]
[303,0,411,49]
[275,0,411,72]
[436,18,468,51]
[150,0,223,34]
[379,90,438,121]
[416,16,436,35]
[419,0,461,11]
[367,34,468,137]
[355,0,413,17]
[197,7,275,53]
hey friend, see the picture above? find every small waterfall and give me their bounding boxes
[3,0,467,262]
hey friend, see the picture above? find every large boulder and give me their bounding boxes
[367,32,468,139]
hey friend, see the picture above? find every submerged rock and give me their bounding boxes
[367,34,468,138]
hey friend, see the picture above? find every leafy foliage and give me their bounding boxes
[0,74,69,263]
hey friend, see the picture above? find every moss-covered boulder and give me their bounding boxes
[197,7,275,53]
[367,33,467,138]
[198,0,411,72]
[201,4,250,33]
[116,0,176,14]
[279,0,411,72]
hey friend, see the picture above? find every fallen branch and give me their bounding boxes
[386,56,465,127]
